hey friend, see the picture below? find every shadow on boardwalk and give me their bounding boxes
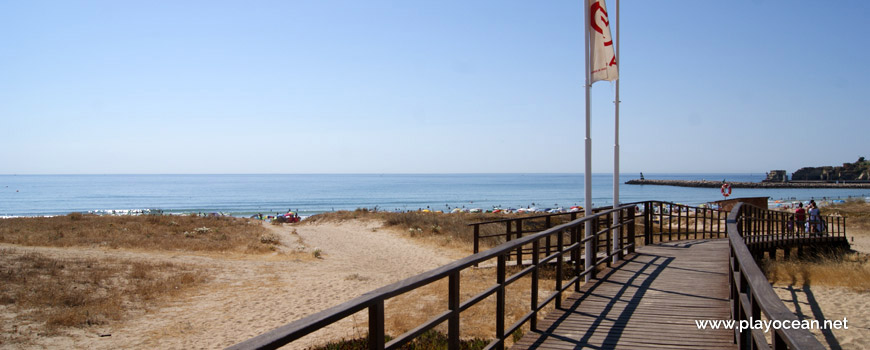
[513,239,736,350]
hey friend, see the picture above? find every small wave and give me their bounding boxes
[87,209,163,216]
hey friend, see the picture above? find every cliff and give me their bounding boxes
[791,157,870,181]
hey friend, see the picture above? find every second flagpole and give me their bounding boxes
[583,0,594,283]
[612,0,620,264]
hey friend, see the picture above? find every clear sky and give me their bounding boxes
[1,0,868,174]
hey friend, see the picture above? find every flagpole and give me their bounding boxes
[584,0,594,283]
[612,0,620,264]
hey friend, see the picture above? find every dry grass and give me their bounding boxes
[763,199,870,292]
[0,214,275,254]
[763,252,870,292]
[343,262,576,348]
[305,210,587,346]
[0,248,208,343]
[305,209,572,250]
[825,199,870,234]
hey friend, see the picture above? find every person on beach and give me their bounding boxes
[794,203,806,234]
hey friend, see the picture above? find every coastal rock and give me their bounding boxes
[791,157,870,181]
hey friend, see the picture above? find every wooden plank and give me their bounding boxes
[512,239,737,350]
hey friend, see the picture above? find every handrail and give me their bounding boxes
[231,199,845,350]
[227,203,641,350]
[470,200,728,262]
[727,202,825,350]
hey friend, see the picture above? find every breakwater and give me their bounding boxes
[625,179,870,189]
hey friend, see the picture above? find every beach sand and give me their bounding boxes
[773,285,870,349]
[3,220,459,350]
[4,217,869,349]
[768,226,870,350]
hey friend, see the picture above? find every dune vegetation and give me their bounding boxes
[0,213,284,346]
[0,213,276,253]
[763,198,870,292]
[304,208,579,251]
[0,249,208,342]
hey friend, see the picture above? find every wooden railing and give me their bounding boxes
[470,201,729,264]
[229,200,846,350]
[228,204,643,350]
[638,200,728,243]
[732,204,847,259]
[727,203,836,350]
[228,200,733,350]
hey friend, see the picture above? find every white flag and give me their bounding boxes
[589,0,618,83]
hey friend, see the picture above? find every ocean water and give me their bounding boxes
[1,174,868,217]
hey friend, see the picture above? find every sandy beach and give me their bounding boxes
[1,220,460,349]
[2,209,869,350]
[773,284,870,350]
[768,209,870,350]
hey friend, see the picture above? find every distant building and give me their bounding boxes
[763,170,788,183]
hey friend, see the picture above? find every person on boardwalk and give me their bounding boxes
[808,200,822,234]
[794,202,806,234]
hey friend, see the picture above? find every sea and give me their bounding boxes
[2,174,869,218]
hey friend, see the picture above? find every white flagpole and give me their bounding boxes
[612,0,620,264]
[584,0,594,282]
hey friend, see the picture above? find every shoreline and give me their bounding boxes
[625,179,870,189]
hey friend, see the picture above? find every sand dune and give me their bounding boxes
[4,218,868,349]
[7,220,456,350]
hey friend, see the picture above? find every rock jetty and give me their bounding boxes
[624,179,870,189]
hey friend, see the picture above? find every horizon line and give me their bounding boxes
[0,172,768,176]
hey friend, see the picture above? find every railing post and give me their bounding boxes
[531,239,540,330]
[473,224,480,267]
[505,221,512,261]
[676,204,682,240]
[617,208,625,260]
[546,233,552,261]
[612,208,620,264]
[702,208,707,238]
[369,300,385,350]
[659,202,665,243]
[516,219,523,265]
[842,216,846,238]
[773,331,787,350]
[738,270,750,350]
[448,272,460,350]
[644,202,652,245]
[591,216,599,280]
[556,230,564,309]
[729,246,737,335]
[545,215,552,260]
[496,255,506,350]
[605,214,612,268]
[628,206,636,254]
[574,223,582,291]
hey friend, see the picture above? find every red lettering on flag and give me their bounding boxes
[590,2,608,35]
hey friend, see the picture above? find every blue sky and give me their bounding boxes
[1,0,868,174]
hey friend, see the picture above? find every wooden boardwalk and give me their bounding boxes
[513,239,736,350]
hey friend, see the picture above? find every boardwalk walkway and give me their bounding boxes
[513,239,736,350]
